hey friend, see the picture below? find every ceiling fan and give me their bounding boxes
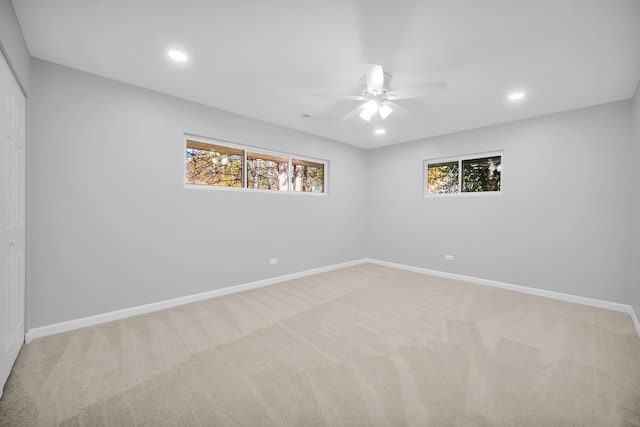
[317,64,447,128]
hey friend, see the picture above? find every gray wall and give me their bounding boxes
[28,59,368,328]
[22,55,640,328]
[632,82,640,319]
[367,101,633,304]
[0,0,30,93]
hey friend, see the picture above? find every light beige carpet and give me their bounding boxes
[1,263,639,426]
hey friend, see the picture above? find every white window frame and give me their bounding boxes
[424,150,503,197]
[184,135,328,196]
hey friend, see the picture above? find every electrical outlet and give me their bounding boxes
[445,254,454,261]
[269,258,278,265]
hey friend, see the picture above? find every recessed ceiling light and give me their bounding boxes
[508,92,525,101]
[374,128,386,135]
[168,50,188,62]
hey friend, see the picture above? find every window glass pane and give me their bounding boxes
[292,159,324,193]
[247,152,289,191]
[427,161,459,194]
[462,156,501,192]
[185,140,244,187]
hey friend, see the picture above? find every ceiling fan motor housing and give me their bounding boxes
[360,72,392,98]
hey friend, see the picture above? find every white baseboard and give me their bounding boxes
[25,258,640,342]
[365,258,640,338]
[25,259,368,342]
[631,307,640,338]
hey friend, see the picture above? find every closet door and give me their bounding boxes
[0,50,26,397]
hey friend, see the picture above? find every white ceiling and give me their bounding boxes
[12,0,640,149]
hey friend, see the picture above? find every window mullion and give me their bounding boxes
[243,151,247,188]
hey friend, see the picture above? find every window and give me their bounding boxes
[462,155,501,192]
[185,138,326,194]
[185,141,244,187]
[292,159,324,193]
[426,161,459,194]
[425,152,502,196]
[247,152,288,191]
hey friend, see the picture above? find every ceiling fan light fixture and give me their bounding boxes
[360,100,378,122]
[378,103,392,119]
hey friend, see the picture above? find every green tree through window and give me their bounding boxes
[427,161,459,194]
[462,156,501,192]
[425,153,501,196]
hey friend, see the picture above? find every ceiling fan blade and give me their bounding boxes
[340,105,365,122]
[384,100,410,116]
[312,93,366,101]
[365,64,384,93]
[388,82,447,100]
